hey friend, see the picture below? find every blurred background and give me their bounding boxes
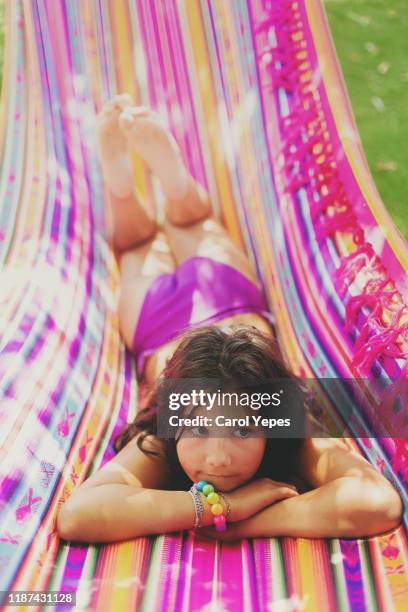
[325,0,407,241]
[0,0,406,239]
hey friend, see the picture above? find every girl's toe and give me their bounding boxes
[118,111,135,129]
[128,105,151,117]
[113,93,135,109]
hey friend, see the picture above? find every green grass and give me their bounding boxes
[325,0,408,241]
[0,2,406,239]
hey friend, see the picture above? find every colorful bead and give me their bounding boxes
[206,492,220,505]
[202,484,215,496]
[196,480,207,491]
[214,521,227,532]
[210,502,223,516]
[213,514,226,527]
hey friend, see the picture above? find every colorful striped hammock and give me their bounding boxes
[0,1,407,609]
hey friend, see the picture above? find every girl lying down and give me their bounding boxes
[57,95,403,543]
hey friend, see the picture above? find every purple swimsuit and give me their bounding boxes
[133,256,274,376]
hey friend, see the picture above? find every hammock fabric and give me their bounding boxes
[0,0,407,610]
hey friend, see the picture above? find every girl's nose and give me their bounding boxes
[204,438,232,469]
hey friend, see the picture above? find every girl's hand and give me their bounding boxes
[226,477,299,522]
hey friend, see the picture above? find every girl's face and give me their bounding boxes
[176,414,266,492]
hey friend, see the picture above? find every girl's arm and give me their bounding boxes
[57,484,217,543]
[200,474,402,541]
[199,439,403,540]
[57,433,213,542]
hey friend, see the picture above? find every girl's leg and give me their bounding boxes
[117,232,176,350]
[97,95,176,349]
[164,216,259,285]
[97,94,157,251]
[121,107,258,284]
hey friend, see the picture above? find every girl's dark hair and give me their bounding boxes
[113,325,305,490]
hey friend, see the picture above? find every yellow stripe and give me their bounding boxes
[184,1,243,248]
[107,0,151,199]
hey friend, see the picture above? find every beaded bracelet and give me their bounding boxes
[188,487,204,528]
[218,492,231,520]
[193,480,228,532]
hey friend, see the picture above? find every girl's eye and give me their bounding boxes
[233,427,252,439]
[190,426,209,437]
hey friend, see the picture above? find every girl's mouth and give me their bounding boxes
[204,473,236,478]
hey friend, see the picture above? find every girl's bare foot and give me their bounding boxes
[97,94,136,199]
[119,107,212,225]
[118,106,190,200]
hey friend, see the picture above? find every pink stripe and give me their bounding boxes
[150,2,190,162]
[137,0,166,109]
[220,541,248,610]
[167,1,208,185]
[44,0,83,264]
